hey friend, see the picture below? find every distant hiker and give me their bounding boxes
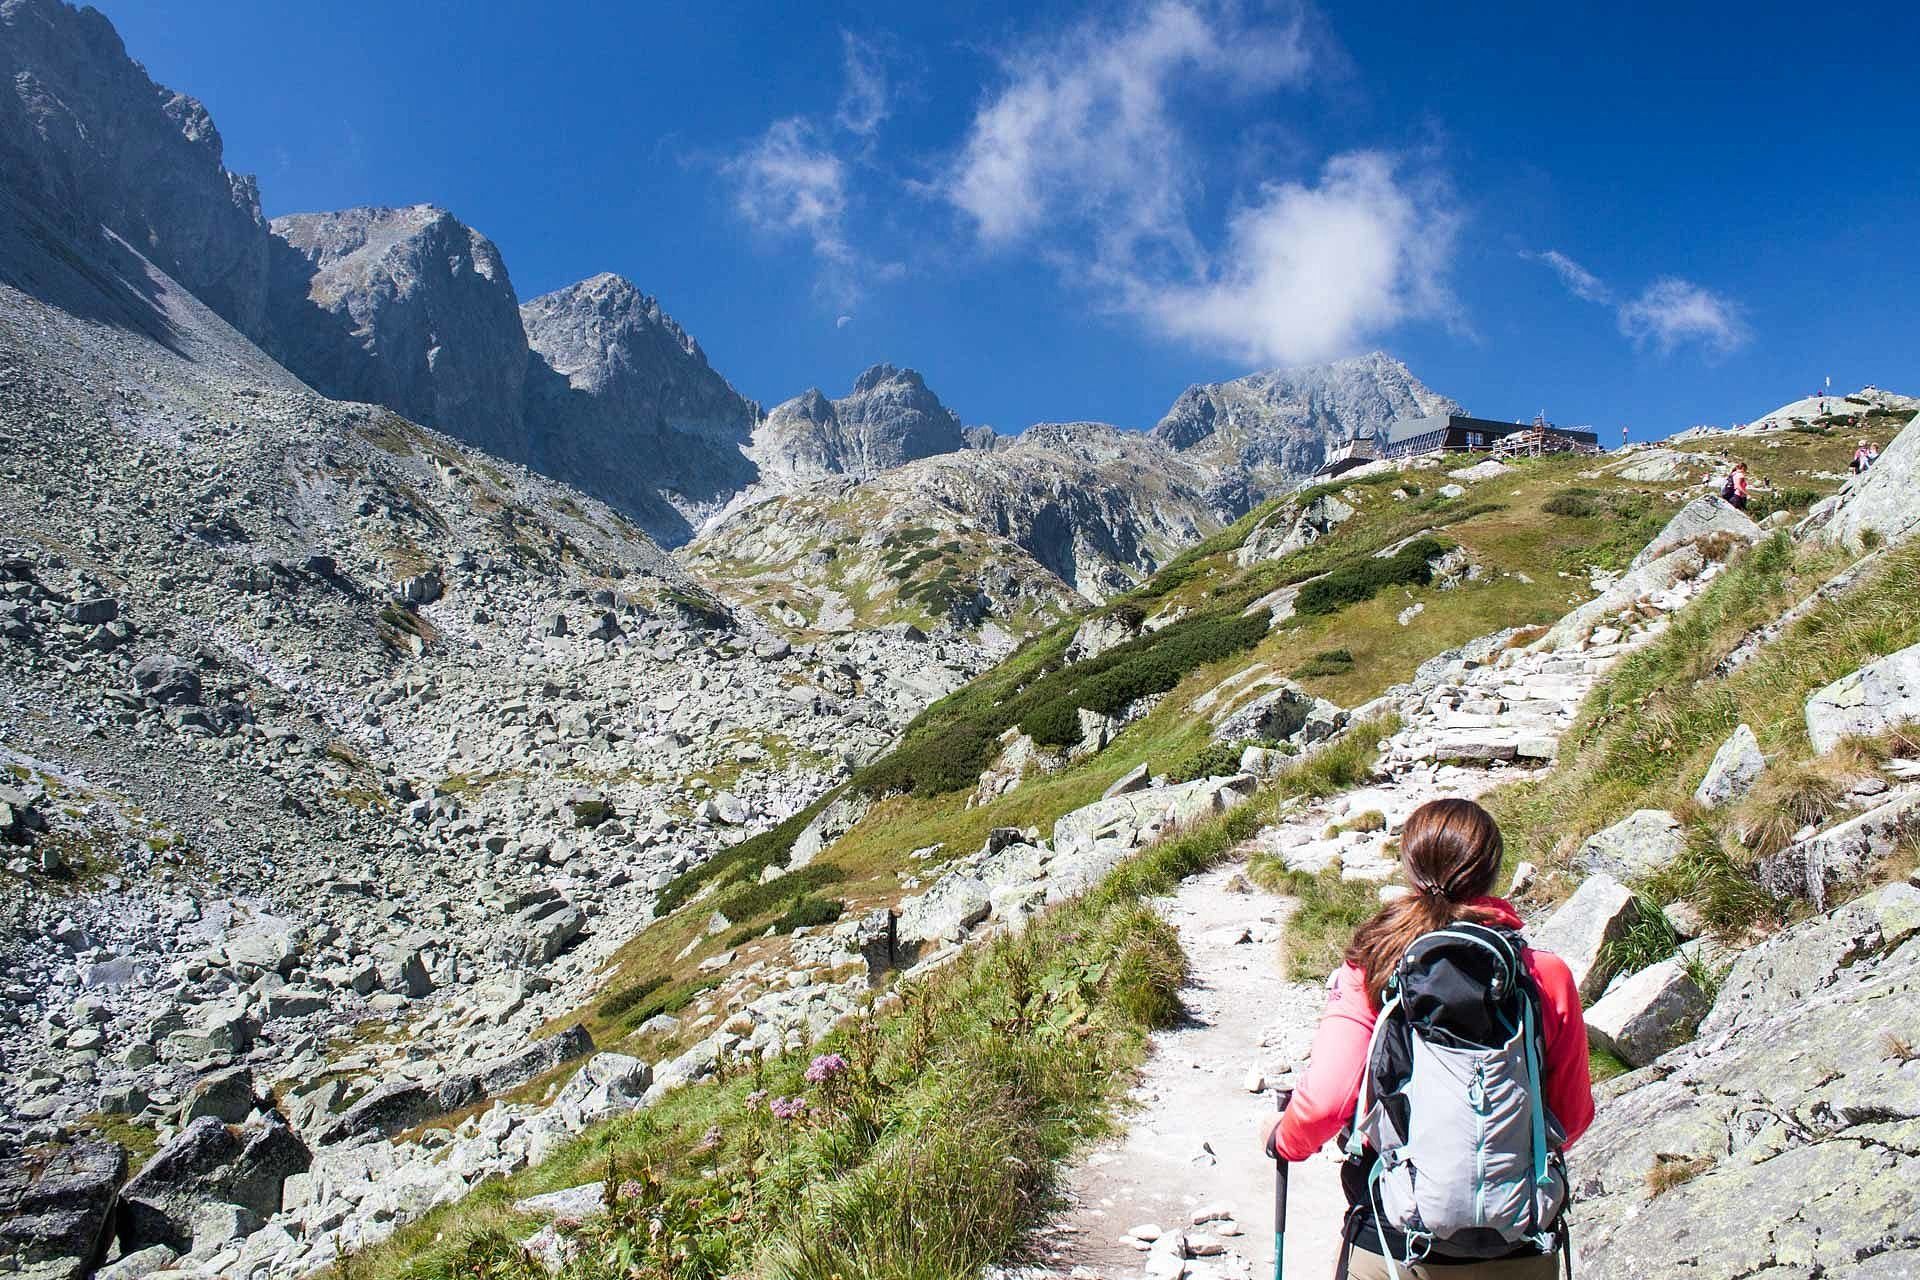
[1261,799,1593,1279]
[1853,440,1873,474]
[1866,441,1881,468]
[1722,461,1750,510]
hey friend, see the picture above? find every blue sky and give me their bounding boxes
[102,0,1918,439]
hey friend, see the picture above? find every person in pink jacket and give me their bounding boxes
[1260,798,1595,1278]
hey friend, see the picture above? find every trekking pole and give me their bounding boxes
[1271,1087,1294,1280]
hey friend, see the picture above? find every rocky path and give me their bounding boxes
[1044,589,1702,1279]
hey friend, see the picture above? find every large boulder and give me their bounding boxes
[477,1024,595,1095]
[1804,641,1920,755]
[1066,609,1143,662]
[1627,495,1762,572]
[1212,681,1346,747]
[1576,809,1686,882]
[1693,723,1765,809]
[0,1140,127,1280]
[1527,874,1637,1001]
[895,873,991,946]
[1821,410,1920,551]
[116,1113,309,1254]
[1236,492,1356,565]
[548,1052,653,1131]
[1569,882,1920,1279]
[315,1075,483,1145]
[129,655,202,707]
[788,792,872,869]
[1583,956,1710,1066]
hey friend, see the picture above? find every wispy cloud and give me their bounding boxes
[1523,249,1612,303]
[944,1,1448,366]
[724,118,851,266]
[834,32,890,137]
[1618,277,1749,355]
[1526,249,1749,356]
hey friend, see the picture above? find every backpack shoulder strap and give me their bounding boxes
[1345,987,1401,1159]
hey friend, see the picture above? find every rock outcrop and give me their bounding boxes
[1812,410,1920,550]
[266,205,530,459]
[1804,641,1920,755]
[521,272,761,544]
[1572,883,1920,1278]
[0,0,270,337]
[1151,352,1461,511]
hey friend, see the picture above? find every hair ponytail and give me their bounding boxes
[1344,799,1505,1008]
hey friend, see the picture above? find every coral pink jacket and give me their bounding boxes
[1272,897,1594,1162]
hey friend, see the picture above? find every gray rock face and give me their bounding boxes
[266,205,530,459]
[117,1112,309,1253]
[1576,809,1686,882]
[521,272,760,544]
[1528,873,1637,1001]
[1804,641,1920,755]
[0,0,269,336]
[1694,723,1765,809]
[1756,788,1920,909]
[1151,352,1460,511]
[0,1139,126,1280]
[1823,410,1920,551]
[750,364,971,486]
[1571,882,1920,1279]
[1627,495,1763,571]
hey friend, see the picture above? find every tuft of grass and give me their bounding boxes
[1248,861,1382,982]
[1598,896,1681,979]
[1588,1046,1632,1084]
[1646,1154,1716,1198]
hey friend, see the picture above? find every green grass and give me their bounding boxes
[326,786,1268,1280]
[1292,647,1355,679]
[1248,862,1381,982]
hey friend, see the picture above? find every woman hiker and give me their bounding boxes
[1260,799,1595,1279]
[1723,461,1751,510]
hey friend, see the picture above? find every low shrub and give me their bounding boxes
[1292,647,1355,679]
[1295,538,1446,617]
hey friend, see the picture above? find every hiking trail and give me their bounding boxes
[1037,602,1695,1279]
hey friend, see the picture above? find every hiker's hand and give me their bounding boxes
[1258,1108,1284,1158]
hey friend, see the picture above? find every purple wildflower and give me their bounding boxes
[804,1052,849,1084]
[768,1094,808,1120]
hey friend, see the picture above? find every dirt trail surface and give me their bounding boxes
[1045,858,1346,1279]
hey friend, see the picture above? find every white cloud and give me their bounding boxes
[724,117,852,267]
[945,3,1447,365]
[835,32,890,137]
[1139,152,1456,365]
[1524,249,1612,303]
[835,313,853,329]
[1618,278,1749,355]
[1527,250,1749,356]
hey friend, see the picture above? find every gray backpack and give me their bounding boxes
[1346,922,1568,1272]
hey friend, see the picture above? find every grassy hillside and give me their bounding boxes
[366,421,1893,1279]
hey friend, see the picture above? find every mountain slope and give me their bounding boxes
[687,420,1224,642]
[521,272,761,546]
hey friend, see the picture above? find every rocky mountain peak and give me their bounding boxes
[1151,350,1463,509]
[518,273,761,546]
[0,0,272,337]
[264,204,530,460]
[749,362,969,486]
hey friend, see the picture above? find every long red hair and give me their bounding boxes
[1345,798,1505,1008]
